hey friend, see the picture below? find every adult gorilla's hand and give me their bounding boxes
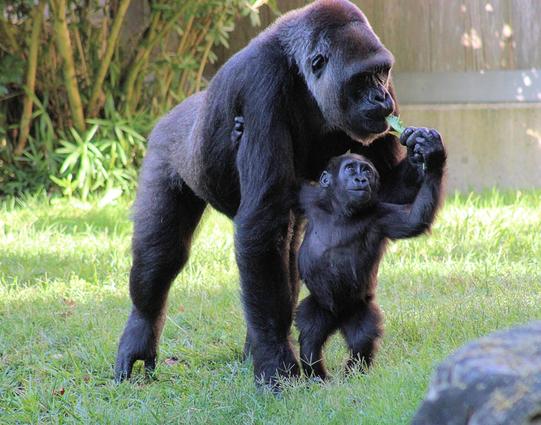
[400,127,446,173]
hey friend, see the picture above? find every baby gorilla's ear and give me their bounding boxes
[319,171,332,188]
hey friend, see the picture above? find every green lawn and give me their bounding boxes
[1,191,540,424]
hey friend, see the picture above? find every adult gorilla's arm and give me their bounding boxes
[353,133,424,205]
[232,44,300,387]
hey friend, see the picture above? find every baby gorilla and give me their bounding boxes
[297,129,446,380]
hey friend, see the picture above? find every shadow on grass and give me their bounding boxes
[0,249,129,287]
[31,205,133,236]
[1,277,245,382]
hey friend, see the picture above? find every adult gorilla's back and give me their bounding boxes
[115,0,426,388]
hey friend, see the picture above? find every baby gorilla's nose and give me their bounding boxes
[354,176,370,189]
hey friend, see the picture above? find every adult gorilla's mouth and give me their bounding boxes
[363,117,389,134]
[346,117,390,144]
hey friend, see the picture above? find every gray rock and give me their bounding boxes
[412,321,541,425]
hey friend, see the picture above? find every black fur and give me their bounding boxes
[296,130,446,380]
[115,0,445,388]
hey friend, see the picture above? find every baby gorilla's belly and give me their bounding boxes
[300,247,374,314]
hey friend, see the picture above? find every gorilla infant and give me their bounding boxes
[296,128,446,380]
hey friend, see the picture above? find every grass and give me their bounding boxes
[1,190,540,424]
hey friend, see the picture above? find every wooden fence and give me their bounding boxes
[208,0,541,190]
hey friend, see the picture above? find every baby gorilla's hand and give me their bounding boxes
[400,127,446,173]
[231,116,244,145]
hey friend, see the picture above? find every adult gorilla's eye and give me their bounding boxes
[311,54,326,74]
[375,68,389,84]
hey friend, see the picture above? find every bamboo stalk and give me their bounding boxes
[122,11,161,114]
[178,15,195,54]
[51,0,86,132]
[162,15,195,104]
[73,26,90,87]
[194,36,214,92]
[123,3,191,114]
[15,0,46,156]
[0,18,22,54]
[173,22,201,102]
[192,17,212,49]
[177,16,213,98]
[87,0,132,117]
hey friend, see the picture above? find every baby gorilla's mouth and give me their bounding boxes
[348,188,371,201]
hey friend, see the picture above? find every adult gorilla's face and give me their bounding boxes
[302,20,396,144]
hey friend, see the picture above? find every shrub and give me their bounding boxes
[0,0,271,197]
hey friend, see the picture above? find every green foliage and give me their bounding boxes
[0,55,25,96]
[386,114,407,137]
[0,0,270,198]
[51,111,147,200]
[0,95,59,196]
[0,190,540,423]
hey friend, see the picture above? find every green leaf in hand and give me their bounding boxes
[386,115,406,137]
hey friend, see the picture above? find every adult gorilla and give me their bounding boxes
[115,0,440,387]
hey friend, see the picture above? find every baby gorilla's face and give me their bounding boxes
[319,153,380,216]
[336,157,379,207]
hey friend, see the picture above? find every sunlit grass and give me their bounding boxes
[1,190,540,424]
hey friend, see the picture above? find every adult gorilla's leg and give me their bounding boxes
[235,208,300,387]
[241,213,303,362]
[115,153,206,381]
[295,295,338,380]
[340,300,383,372]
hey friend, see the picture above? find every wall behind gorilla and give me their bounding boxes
[208,0,541,191]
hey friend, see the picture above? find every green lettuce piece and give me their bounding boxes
[386,115,406,137]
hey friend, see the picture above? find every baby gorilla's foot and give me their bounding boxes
[300,352,329,381]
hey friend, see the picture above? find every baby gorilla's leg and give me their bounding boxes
[295,295,338,380]
[340,300,383,373]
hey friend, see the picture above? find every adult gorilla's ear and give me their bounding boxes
[319,171,331,188]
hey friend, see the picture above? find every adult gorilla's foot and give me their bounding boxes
[115,308,159,382]
[253,339,300,390]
